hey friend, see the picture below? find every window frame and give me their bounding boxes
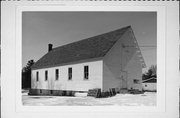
[55,69,59,80]
[45,70,48,81]
[36,71,39,81]
[84,65,89,80]
[68,67,72,80]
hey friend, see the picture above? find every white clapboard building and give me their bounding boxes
[30,26,146,95]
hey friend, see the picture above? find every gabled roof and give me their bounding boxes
[31,26,135,69]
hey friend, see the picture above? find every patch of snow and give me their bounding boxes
[74,92,88,97]
[22,92,156,106]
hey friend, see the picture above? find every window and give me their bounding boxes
[84,66,89,80]
[68,67,72,80]
[45,70,48,81]
[55,69,59,80]
[36,71,39,81]
[133,79,139,84]
[50,90,53,94]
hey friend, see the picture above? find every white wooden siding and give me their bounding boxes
[32,60,103,91]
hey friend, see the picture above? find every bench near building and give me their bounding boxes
[29,26,146,96]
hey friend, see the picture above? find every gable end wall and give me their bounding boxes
[102,29,143,91]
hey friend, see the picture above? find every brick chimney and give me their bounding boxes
[48,44,53,52]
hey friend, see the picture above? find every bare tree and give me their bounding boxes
[142,65,157,80]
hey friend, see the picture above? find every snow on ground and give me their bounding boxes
[22,91,156,106]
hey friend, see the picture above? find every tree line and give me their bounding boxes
[22,60,35,89]
[142,65,157,80]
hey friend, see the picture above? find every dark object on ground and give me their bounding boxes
[109,88,116,96]
[128,89,144,94]
[119,88,129,94]
[100,91,110,98]
[88,88,117,98]
[87,88,101,98]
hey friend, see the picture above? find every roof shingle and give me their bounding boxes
[31,26,131,69]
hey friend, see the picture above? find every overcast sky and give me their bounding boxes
[22,12,156,72]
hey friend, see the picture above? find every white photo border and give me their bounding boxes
[1,1,179,118]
